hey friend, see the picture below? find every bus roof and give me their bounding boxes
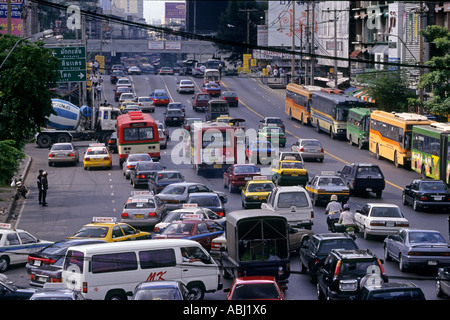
[116,111,155,126]
[226,209,287,227]
[371,110,433,125]
[311,90,363,104]
[349,107,372,117]
[413,123,450,137]
[286,83,323,94]
[192,121,234,131]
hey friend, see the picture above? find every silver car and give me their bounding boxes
[122,153,153,179]
[120,191,166,228]
[48,143,79,166]
[137,96,155,113]
[291,138,324,162]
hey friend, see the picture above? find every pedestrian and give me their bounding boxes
[37,169,43,205]
[273,67,278,80]
[266,64,272,76]
[40,171,48,206]
[94,60,99,74]
[96,83,102,100]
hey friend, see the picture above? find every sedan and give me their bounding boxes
[177,79,195,94]
[164,109,185,126]
[137,96,155,113]
[0,276,35,300]
[258,126,286,148]
[110,69,125,84]
[150,90,170,106]
[186,192,226,217]
[383,228,450,272]
[241,178,275,209]
[402,179,450,211]
[224,276,285,300]
[183,117,202,132]
[120,191,166,228]
[192,92,211,112]
[157,182,228,211]
[48,143,79,166]
[148,170,185,194]
[202,82,221,97]
[223,164,261,193]
[129,281,192,300]
[83,143,112,170]
[158,67,174,75]
[222,91,238,107]
[128,66,141,75]
[116,77,132,88]
[305,171,349,206]
[114,86,131,102]
[153,219,224,251]
[122,153,153,179]
[130,161,165,188]
[355,203,409,239]
[157,121,169,140]
[167,102,185,115]
[291,138,324,162]
[119,92,136,105]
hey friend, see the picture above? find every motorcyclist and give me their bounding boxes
[326,195,342,230]
[15,180,28,200]
[339,204,355,226]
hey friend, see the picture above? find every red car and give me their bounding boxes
[114,86,131,102]
[224,276,285,300]
[202,82,221,97]
[153,219,224,251]
[192,92,211,112]
[223,164,260,193]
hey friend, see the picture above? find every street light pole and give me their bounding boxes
[291,2,295,83]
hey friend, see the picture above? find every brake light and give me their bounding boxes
[217,211,224,217]
[103,157,110,160]
[333,260,341,280]
[321,148,324,152]
[121,212,129,218]
[148,212,156,217]
[49,278,62,283]
[138,174,146,179]
[127,165,135,169]
[83,282,88,293]
[397,222,409,227]
[300,148,304,152]
[420,196,428,201]
[370,221,385,226]
[108,140,113,144]
[68,153,74,157]
[84,157,90,161]
[49,154,55,157]
[28,257,56,265]
[154,226,160,233]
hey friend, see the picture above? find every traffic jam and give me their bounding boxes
[1,62,450,303]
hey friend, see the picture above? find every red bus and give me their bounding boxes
[116,111,160,167]
[190,122,237,175]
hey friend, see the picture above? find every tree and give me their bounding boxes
[0,34,60,148]
[417,26,450,118]
[356,70,415,113]
[0,140,25,186]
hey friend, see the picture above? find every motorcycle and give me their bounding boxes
[12,178,28,200]
[327,212,357,240]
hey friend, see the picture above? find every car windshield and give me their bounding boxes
[138,163,164,171]
[139,98,151,102]
[302,140,321,147]
[340,260,381,277]
[318,177,345,186]
[125,199,156,209]
[163,223,193,235]
[281,162,304,169]
[247,183,274,192]
[356,166,383,178]
[154,92,167,97]
[86,148,107,155]
[51,144,73,151]
[267,118,282,124]
[72,227,109,238]
[134,288,182,300]
[161,185,186,195]
[264,127,283,134]
[408,231,446,244]
[157,172,183,181]
[231,283,281,300]
[128,154,151,162]
[39,241,71,256]
[277,192,309,208]
[181,81,193,85]
[197,95,210,101]
[234,166,259,174]
[370,207,402,218]
[189,196,220,206]
[317,240,358,255]
[419,181,448,192]
[167,110,183,115]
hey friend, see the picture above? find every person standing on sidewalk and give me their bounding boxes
[37,169,43,205]
[41,171,48,206]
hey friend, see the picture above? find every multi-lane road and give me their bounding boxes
[5,73,449,300]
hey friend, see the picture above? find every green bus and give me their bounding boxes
[346,107,373,149]
[411,122,450,184]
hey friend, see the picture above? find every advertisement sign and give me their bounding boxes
[148,41,164,50]
[0,0,23,35]
[165,41,181,50]
[165,2,186,19]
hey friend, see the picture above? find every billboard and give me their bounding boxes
[165,2,186,19]
[0,0,23,35]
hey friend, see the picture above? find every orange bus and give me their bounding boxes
[285,84,322,125]
[190,122,237,175]
[116,111,160,167]
[369,111,434,168]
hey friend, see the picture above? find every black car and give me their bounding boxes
[130,161,165,188]
[186,192,226,217]
[110,70,125,84]
[338,163,385,198]
[358,281,425,300]
[27,239,107,287]
[299,233,358,283]
[0,276,35,300]
[164,109,185,126]
[402,179,450,211]
[148,170,185,194]
[221,91,239,107]
[167,102,186,116]
[107,132,117,154]
[316,249,388,300]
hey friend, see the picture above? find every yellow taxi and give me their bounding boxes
[215,115,232,124]
[271,159,308,186]
[83,143,112,170]
[241,176,275,209]
[67,217,152,242]
[119,100,136,110]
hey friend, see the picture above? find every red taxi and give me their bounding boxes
[153,217,224,251]
[223,164,261,193]
[202,82,221,97]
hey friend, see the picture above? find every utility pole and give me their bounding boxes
[291,1,296,83]
[310,1,315,85]
[334,8,338,88]
[418,1,424,106]
[305,1,310,85]
[239,8,258,54]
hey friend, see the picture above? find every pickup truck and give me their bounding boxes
[261,186,314,229]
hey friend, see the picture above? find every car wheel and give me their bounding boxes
[413,199,420,211]
[376,144,380,160]
[436,280,448,298]
[402,193,408,205]
[105,290,127,300]
[187,282,205,300]
[299,260,307,274]
[399,254,408,272]
[363,228,370,240]
[375,190,382,198]
[317,283,325,300]
[383,245,392,261]
[0,256,10,272]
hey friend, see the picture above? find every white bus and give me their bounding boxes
[61,239,222,300]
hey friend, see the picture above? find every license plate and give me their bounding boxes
[38,276,48,282]
[433,196,443,200]
[428,260,438,266]
[173,117,178,120]
[57,154,65,157]
[245,177,251,180]
[386,221,395,227]
[135,214,144,219]
[258,196,266,200]
[33,260,42,266]
[213,164,222,168]
[291,174,298,176]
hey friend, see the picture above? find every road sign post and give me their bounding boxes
[52,46,87,83]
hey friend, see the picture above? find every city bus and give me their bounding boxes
[346,107,373,149]
[411,122,450,183]
[369,111,434,168]
[285,84,322,125]
[116,111,160,167]
[310,88,367,139]
[190,122,236,175]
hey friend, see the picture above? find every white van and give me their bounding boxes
[61,239,222,300]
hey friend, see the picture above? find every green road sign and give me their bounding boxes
[52,46,87,83]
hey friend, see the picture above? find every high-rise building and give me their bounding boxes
[112,0,144,18]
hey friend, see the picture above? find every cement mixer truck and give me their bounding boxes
[34,99,121,148]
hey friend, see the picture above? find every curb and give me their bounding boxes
[1,155,32,225]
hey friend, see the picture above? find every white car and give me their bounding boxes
[119,93,136,104]
[177,79,195,94]
[158,128,167,149]
[128,66,141,75]
[354,203,409,239]
[0,223,53,272]
[137,96,155,113]
[116,77,132,87]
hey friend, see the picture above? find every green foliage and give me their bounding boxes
[0,140,25,186]
[0,34,60,148]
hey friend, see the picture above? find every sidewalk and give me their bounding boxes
[0,155,32,224]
